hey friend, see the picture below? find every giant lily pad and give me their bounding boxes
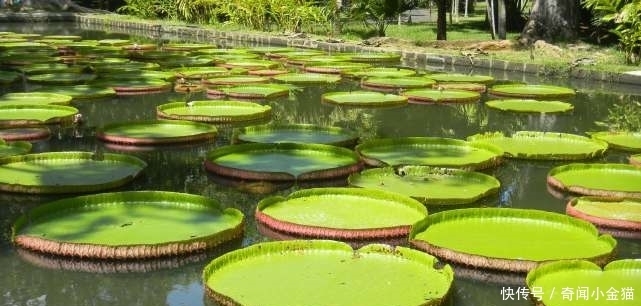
[36,85,117,100]
[210,84,290,100]
[19,63,84,75]
[273,73,341,84]
[1,92,73,105]
[344,67,417,79]
[361,77,436,91]
[548,163,641,198]
[304,62,371,74]
[157,100,271,123]
[526,260,641,306]
[322,91,407,107]
[0,151,146,193]
[286,55,353,66]
[256,187,427,239]
[349,52,401,63]
[97,120,217,145]
[485,99,574,113]
[356,137,503,170]
[202,75,269,86]
[467,131,608,160]
[567,196,641,231]
[402,89,481,104]
[172,66,229,79]
[204,143,361,181]
[27,73,96,85]
[203,240,453,306]
[12,191,243,259]
[429,73,494,84]
[348,166,500,205]
[267,50,325,59]
[0,127,50,141]
[0,104,79,127]
[410,208,616,272]
[589,131,641,152]
[489,84,576,99]
[217,59,280,70]
[162,43,215,52]
[0,139,31,158]
[97,79,172,95]
[234,124,358,147]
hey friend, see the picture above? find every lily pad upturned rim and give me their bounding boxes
[256,187,427,239]
[96,120,218,145]
[566,196,641,231]
[12,191,244,259]
[214,84,291,99]
[428,73,495,84]
[485,99,575,113]
[0,151,147,194]
[409,208,616,272]
[526,259,641,305]
[547,163,641,198]
[356,137,503,170]
[272,73,342,84]
[157,100,272,123]
[589,131,641,152]
[402,89,481,104]
[321,91,408,107]
[0,127,50,141]
[488,84,576,99]
[348,166,500,205]
[303,62,372,74]
[233,124,359,147]
[204,142,362,181]
[0,104,79,127]
[203,240,454,306]
[467,131,609,160]
[361,77,436,90]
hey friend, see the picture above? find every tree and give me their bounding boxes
[350,0,418,37]
[436,0,447,40]
[520,0,581,44]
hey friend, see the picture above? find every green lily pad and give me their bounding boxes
[204,143,361,181]
[218,59,280,70]
[1,92,73,105]
[0,139,31,158]
[429,73,494,84]
[103,70,177,82]
[0,104,79,127]
[272,73,341,84]
[322,91,407,107]
[234,124,358,147]
[349,52,401,63]
[12,191,243,258]
[212,84,290,99]
[0,71,20,84]
[526,260,641,306]
[27,73,96,85]
[36,85,117,100]
[356,137,503,170]
[157,56,216,68]
[129,50,188,61]
[0,151,146,194]
[41,35,82,41]
[267,50,325,59]
[402,89,481,103]
[247,69,288,77]
[304,62,372,74]
[92,62,160,73]
[467,131,608,160]
[203,75,269,86]
[548,163,641,198]
[157,100,271,123]
[97,120,217,145]
[286,55,353,65]
[361,77,436,91]
[410,208,616,272]
[97,39,130,46]
[96,79,172,95]
[203,240,453,306]
[589,131,641,152]
[485,99,574,113]
[172,66,230,79]
[257,187,427,239]
[567,196,641,231]
[0,127,50,141]
[344,67,417,79]
[348,166,500,205]
[162,43,216,51]
[247,46,296,54]
[489,84,576,99]
[19,63,84,75]
[433,82,486,92]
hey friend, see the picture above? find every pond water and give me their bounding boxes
[1,22,640,306]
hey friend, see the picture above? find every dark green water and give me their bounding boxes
[1,22,640,306]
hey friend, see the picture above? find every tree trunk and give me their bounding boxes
[520,0,579,45]
[497,0,506,39]
[436,0,447,40]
